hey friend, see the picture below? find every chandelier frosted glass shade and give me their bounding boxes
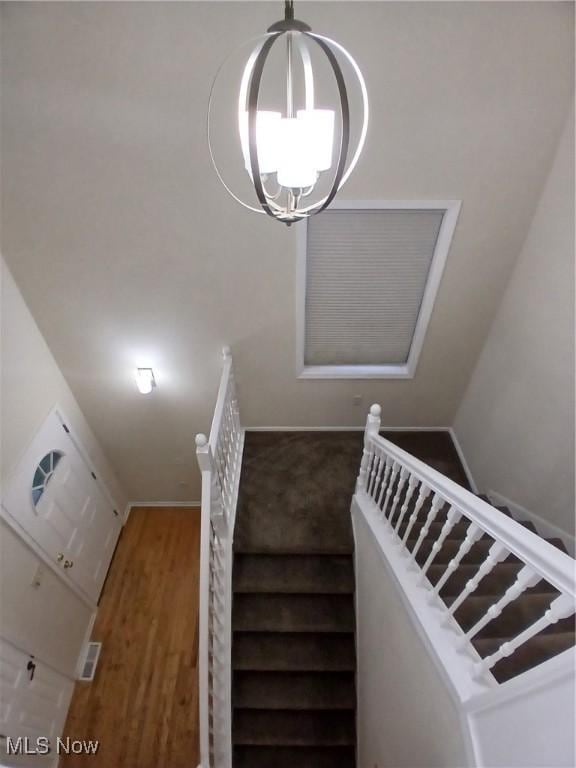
[208,3,369,225]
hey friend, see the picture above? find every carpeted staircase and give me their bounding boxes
[232,432,361,768]
[230,431,575,765]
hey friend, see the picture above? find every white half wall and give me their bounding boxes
[353,503,471,768]
[454,109,575,539]
[0,257,128,512]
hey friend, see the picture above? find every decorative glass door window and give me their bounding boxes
[32,451,64,506]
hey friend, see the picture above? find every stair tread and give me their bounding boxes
[233,709,355,746]
[233,745,356,768]
[473,632,576,683]
[233,594,355,633]
[400,516,538,540]
[450,590,576,639]
[233,554,354,594]
[427,561,525,596]
[233,632,356,671]
[407,536,496,565]
[234,671,356,710]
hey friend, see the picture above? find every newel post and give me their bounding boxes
[195,433,213,473]
[356,403,381,493]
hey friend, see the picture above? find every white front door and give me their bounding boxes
[2,410,121,604]
[0,637,74,766]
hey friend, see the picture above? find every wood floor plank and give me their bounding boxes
[60,507,200,768]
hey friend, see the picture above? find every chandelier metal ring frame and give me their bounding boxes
[207,11,369,225]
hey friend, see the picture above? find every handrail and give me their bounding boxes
[355,403,575,687]
[366,427,576,599]
[196,348,244,768]
[209,347,233,449]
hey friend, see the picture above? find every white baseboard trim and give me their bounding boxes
[125,500,201,514]
[487,489,575,558]
[246,425,452,432]
[448,428,479,494]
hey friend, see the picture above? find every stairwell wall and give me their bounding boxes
[453,108,575,540]
[353,503,472,768]
[0,257,127,510]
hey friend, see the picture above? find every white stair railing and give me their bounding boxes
[196,348,244,768]
[355,404,576,697]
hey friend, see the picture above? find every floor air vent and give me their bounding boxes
[79,641,102,681]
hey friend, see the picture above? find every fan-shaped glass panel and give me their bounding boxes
[31,450,64,507]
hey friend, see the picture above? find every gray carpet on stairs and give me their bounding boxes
[231,430,472,767]
[231,431,575,766]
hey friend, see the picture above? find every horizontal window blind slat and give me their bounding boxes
[304,209,444,366]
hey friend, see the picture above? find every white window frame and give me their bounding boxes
[295,199,462,379]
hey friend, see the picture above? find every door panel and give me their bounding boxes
[0,520,93,678]
[2,410,121,603]
[0,638,73,766]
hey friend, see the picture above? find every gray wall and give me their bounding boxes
[1,2,573,500]
[354,503,471,768]
[0,258,128,511]
[454,110,575,538]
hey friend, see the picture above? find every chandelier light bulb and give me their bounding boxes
[239,110,282,175]
[296,109,336,172]
[276,116,319,189]
[135,368,156,395]
[208,0,369,225]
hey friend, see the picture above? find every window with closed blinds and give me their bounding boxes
[303,208,446,369]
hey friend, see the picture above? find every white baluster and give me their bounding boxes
[428,522,484,602]
[356,446,372,494]
[381,462,400,518]
[370,451,386,502]
[367,451,382,498]
[419,506,462,582]
[401,482,431,545]
[393,473,418,535]
[447,542,509,617]
[458,564,541,647]
[410,493,445,563]
[473,593,576,679]
[356,404,381,493]
[387,467,409,525]
[376,456,393,508]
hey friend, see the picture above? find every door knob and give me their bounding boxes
[57,553,64,562]
[63,559,74,569]
[27,660,36,681]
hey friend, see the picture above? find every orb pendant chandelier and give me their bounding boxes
[208,0,369,226]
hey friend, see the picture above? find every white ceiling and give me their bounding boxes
[1,1,573,500]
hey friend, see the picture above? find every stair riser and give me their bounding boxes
[233,671,356,710]
[233,746,356,768]
[233,554,354,595]
[233,709,356,747]
[233,595,355,634]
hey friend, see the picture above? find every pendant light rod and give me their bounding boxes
[286,33,294,118]
[285,0,294,21]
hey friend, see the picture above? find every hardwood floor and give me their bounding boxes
[61,507,200,768]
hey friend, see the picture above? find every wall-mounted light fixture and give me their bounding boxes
[135,368,156,395]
